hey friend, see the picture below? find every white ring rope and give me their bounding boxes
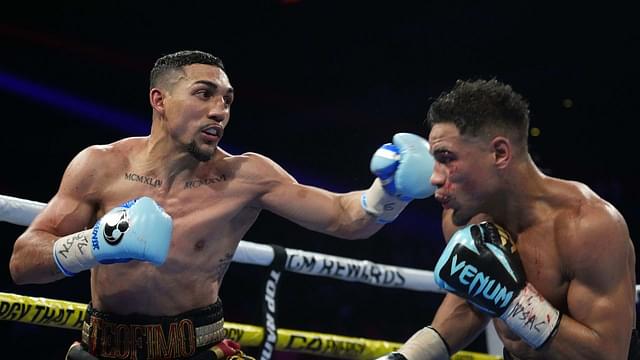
[3,193,639,300]
[2,193,638,357]
[0,194,443,293]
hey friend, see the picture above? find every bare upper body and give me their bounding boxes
[10,60,382,316]
[428,121,636,359]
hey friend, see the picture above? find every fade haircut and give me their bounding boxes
[149,50,225,89]
[426,78,530,148]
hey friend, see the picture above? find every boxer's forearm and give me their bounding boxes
[10,229,65,284]
[332,190,384,239]
[430,294,490,354]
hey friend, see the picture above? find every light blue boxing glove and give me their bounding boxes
[53,196,173,276]
[362,133,436,223]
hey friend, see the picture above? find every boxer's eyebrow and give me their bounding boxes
[193,80,234,95]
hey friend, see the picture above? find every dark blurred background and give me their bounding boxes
[0,1,638,358]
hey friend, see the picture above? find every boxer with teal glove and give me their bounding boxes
[434,221,562,349]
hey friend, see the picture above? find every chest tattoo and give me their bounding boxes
[124,173,163,188]
[184,175,227,189]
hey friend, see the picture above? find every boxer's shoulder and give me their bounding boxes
[223,151,296,185]
[77,137,142,167]
[541,180,630,275]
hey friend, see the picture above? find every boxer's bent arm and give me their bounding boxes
[526,207,635,359]
[426,210,491,353]
[430,293,490,354]
[10,147,102,284]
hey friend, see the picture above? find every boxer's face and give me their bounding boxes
[429,122,499,226]
[163,64,234,161]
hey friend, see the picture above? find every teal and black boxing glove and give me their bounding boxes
[434,221,562,349]
[53,196,173,276]
[362,133,436,223]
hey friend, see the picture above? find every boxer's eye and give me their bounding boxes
[195,89,213,99]
[434,150,454,164]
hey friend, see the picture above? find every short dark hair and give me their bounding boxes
[426,78,530,146]
[150,50,225,89]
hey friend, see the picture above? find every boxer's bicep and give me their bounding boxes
[33,146,104,235]
[564,208,634,356]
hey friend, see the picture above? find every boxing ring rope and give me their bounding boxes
[0,194,441,293]
[0,292,499,360]
[0,291,402,360]
[4,193,622,359]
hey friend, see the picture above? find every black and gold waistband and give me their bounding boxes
[81,300,225,359]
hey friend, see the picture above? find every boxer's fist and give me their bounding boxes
[92,197,173,265]
[53,197,173,276]
[363,133,435,223]
[434,221,525,316]
[434,221,561,349]
[370,133,436,200]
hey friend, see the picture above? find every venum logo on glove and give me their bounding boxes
[434,222,525,317]
[103,210,130,245]
[439,248,515,315]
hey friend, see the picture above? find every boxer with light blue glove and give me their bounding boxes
[52,196,173,276]
[362,133,436,223]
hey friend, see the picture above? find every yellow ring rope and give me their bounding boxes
[0,292,500,359]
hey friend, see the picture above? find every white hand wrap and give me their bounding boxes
[500,282,562,349]
[52,229,98,276]
[361,178,409,224]
[397,326,450,360]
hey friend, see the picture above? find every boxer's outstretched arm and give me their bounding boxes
[250,133,435,239]
[248,152,384,239]
[10,146,104,284]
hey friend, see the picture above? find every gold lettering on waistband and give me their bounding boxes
[115,324,131,359]
[87,316,223,359]
[147,319,196,358]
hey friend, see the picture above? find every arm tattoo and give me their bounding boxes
[213,252,234,283]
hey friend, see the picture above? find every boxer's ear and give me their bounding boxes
[150,88,165,114]
[491,136,511,169]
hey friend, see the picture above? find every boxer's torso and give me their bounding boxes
[492,177,636,344]
[85,138,269,315]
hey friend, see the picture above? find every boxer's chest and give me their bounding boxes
[97,168,259,247]
[515,224,569,311]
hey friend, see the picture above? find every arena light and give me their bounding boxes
[0,70,148,135]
